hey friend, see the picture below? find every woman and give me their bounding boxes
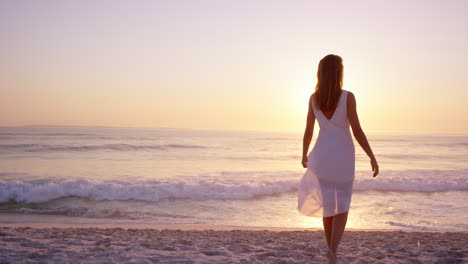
[298,54,379,263]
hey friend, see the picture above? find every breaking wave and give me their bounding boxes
[1,169,467,203]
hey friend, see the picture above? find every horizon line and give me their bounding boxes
[0,124,467,136]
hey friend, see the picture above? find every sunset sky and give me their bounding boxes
[1,0,467,133]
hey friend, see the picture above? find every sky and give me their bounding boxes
[0,0,467,133]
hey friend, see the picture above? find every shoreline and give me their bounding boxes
[0,213,464,233]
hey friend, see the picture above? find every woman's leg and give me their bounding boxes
[322,216,333,248]
[329,211,349,254]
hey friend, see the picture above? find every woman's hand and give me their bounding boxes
[371,158,379,177]
[301,156,308,168]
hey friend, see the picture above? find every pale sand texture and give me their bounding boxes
[0,226,466,264]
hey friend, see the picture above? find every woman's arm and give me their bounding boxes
[347,92,379,177]
[302,95,316,168]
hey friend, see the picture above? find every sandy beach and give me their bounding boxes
[0,220,466,264]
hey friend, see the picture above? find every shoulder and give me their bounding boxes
[345,90,355,101]
[345,91,356,108]
[343,89,353,96]
[309,93,316,104]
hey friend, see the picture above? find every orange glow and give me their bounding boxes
[0,1,467,134]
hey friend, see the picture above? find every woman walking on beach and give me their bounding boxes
[298,54,379,263]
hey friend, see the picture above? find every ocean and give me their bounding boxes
[0,126,467,231]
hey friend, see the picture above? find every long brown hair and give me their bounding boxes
[314,54,344,112]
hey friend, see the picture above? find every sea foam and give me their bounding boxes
[0,169,466,203]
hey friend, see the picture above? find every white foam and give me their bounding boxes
[354,169,468,192]
[0,169,467,203]
[0,178,297,203]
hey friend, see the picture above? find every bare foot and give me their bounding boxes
[326,249,337,264]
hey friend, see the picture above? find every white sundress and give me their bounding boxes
[298,90,356,217]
